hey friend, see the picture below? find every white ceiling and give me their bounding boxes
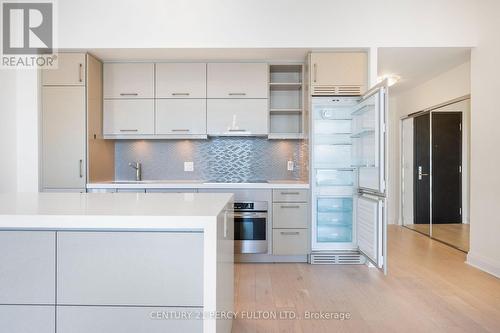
[378,47,471,95]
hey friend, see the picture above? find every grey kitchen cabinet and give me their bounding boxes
[0,231,55,304]
[272,202,308,229]
[103,99,155,136]
[57,231,203,306]
[272,229,308,255]
[146,188,198,193]
[207,63,268,98]
[103,63,154,99]
[156,99,207,135]
[56,306,202,333]
[156,63,207,98]
[272,189,309,256]
[207,99,269,136]
[42,86,86,190]
[272,189,309,203]
[0,305,55,333]
[42,53,86,86]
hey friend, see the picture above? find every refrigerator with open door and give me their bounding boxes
[310,81,388,274]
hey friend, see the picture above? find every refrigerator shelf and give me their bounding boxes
[351,129,375,138]
[351,103,375,116]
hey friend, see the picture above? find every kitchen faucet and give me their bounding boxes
[128,162,142,181]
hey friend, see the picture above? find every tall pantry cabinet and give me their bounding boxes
[41,53,113,192]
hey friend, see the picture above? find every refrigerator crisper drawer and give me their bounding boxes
[317,225,352,243]
[315,170,354,187]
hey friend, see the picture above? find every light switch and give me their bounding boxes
[287,160,294,171]
[184,162,194,172]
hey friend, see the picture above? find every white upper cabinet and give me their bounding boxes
[207,63,268,98]
[103,63,154,99]
[42,53,86,86]
[156,99,207,135]
[309,52,367,96]
[156,63,206,98]
[103,99,155,136]
[207,99,268,136]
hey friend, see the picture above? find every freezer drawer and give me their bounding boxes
[317,224,352,243]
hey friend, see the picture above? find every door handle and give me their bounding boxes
[79,159,83,178]
[313,63,317,83]
[79,63,83,83]
[418,166,429,180]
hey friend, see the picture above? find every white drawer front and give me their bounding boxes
[156,99,207,135]
[273,229,308,256]
[272,189,309,202]
[273,203,308,229]
[103,99,154,135]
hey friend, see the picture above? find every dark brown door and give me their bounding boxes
[432,112,462,224]
[414,114,430,224]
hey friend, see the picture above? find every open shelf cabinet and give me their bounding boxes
[268,64,306,140]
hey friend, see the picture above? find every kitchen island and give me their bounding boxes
[0,192,234,333]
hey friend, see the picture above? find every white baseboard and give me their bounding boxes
[466,251,500,278]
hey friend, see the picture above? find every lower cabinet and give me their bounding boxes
[57,232,204,306]
[56,306,202,333]
[272,189,309,256]
[272,229,308,255]
[0,305,55,333]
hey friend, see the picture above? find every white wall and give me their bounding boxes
[468,0,500,277]
[389,62,471,226]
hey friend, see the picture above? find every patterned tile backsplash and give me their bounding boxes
[115,138,308,182]
[115,137,308,182]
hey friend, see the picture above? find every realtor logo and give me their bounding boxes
[1,0,57,68]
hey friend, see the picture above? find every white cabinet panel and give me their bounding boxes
[56,306,202,333]
[156,99,206,135]
[104,63,154,98]
[0,306,55,333]
[42,86,86,189]
[42,53,86,86]
[156,63,206,98]
[103,99,155,135]
[207,99,268,135]
[0,232,55,304]
[207,63,268,98]
[57,232,203,306]
[272,229,308,255]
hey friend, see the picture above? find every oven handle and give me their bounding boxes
[229,212,268,219]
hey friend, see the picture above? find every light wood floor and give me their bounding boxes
[405,223,470,252]
[233,225,500,332]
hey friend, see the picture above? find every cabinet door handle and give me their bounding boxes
[120,93,139,96]
[119,129,139,132]
[228,92,246,96]
[79,159,83,178]
[313,63,317,83]
[228,129,246,132]
[280,231,300,236]
[171,129,190,132]
[280,205,300,209]
[171,93,190,96]
[281,191,300,195]
[79,63,83,83]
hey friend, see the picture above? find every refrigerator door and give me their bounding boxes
[351,83,388,194]
[355,193,387,274]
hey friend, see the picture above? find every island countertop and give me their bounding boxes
[0,192,233,230]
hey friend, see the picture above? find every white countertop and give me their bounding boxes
[0,192,233,230]
[87,180,310,190]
